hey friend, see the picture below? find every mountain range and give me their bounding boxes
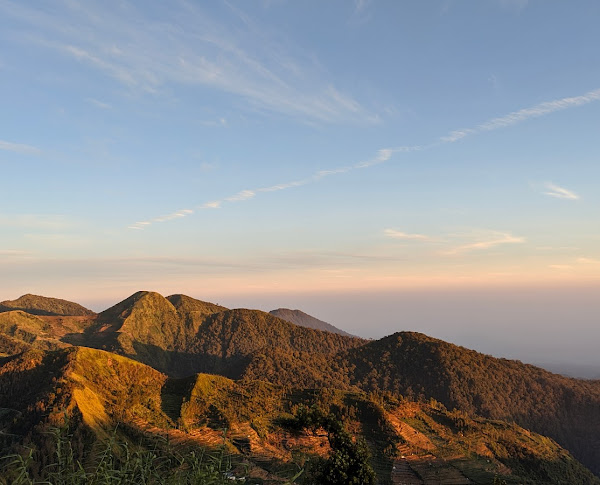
[1,291,599,484]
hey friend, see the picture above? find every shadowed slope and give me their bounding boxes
[187,308,365,379]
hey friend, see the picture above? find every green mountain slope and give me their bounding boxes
[2,290,600,480]
[1,346,597,485]
[88,291,365,378]
[341,332,600,477]
[0,310,75,356]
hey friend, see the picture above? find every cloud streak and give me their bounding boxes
[441,231,525,255]
[129,209,193,230]
[0,139,41,155]
[225,190,256,202]
[384,228,526,256]
[543,182,580,200]
[128,146,412,229]
[384,229,432,241]
[129,85,599,230]
[441,88,600,143]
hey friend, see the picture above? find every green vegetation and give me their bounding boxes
[1,419,240,484]
[286,405,375,485]
[2,290,600,482]
[341,332,600,476]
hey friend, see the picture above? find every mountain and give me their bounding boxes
[1,346,598,485]
[0,294,95,316]
[2,290,600,480]
[83,293,600,476]
[340,332,600,477]
[269,308,353,336]
[88,291,364,378]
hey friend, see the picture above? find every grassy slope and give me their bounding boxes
[0,311,71,356]
[0,346,598,484]
[171,372,600,484]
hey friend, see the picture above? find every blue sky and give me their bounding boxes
[1,1,599,362]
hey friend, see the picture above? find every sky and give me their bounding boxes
[1,1,599,367]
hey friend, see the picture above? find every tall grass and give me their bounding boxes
[1,422,239,485]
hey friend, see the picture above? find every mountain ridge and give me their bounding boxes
[2,290,600,479]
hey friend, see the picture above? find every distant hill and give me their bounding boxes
[0,294,95,316]
[269,308,353,336]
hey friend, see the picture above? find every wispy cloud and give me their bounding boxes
[200,201,222,209]
[542,182,580,200]
[225,190,256,202]
[442,231,525,255]
[441,88,600,143]
[2,1,370,124]
[128,145,412,229]
[86,98,112,109]
[128,209,193,230]
[383,228,526,255]
[128,84,599,230]
[154,209,194,222]
[0,139,41,155]
[257,180,309,193]
[384,229,432,241]
[548,264,574,271]
[199,118,227,127]
[577,257,600,265]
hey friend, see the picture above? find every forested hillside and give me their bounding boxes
[1,291,600,481]
[1,346,598,484]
